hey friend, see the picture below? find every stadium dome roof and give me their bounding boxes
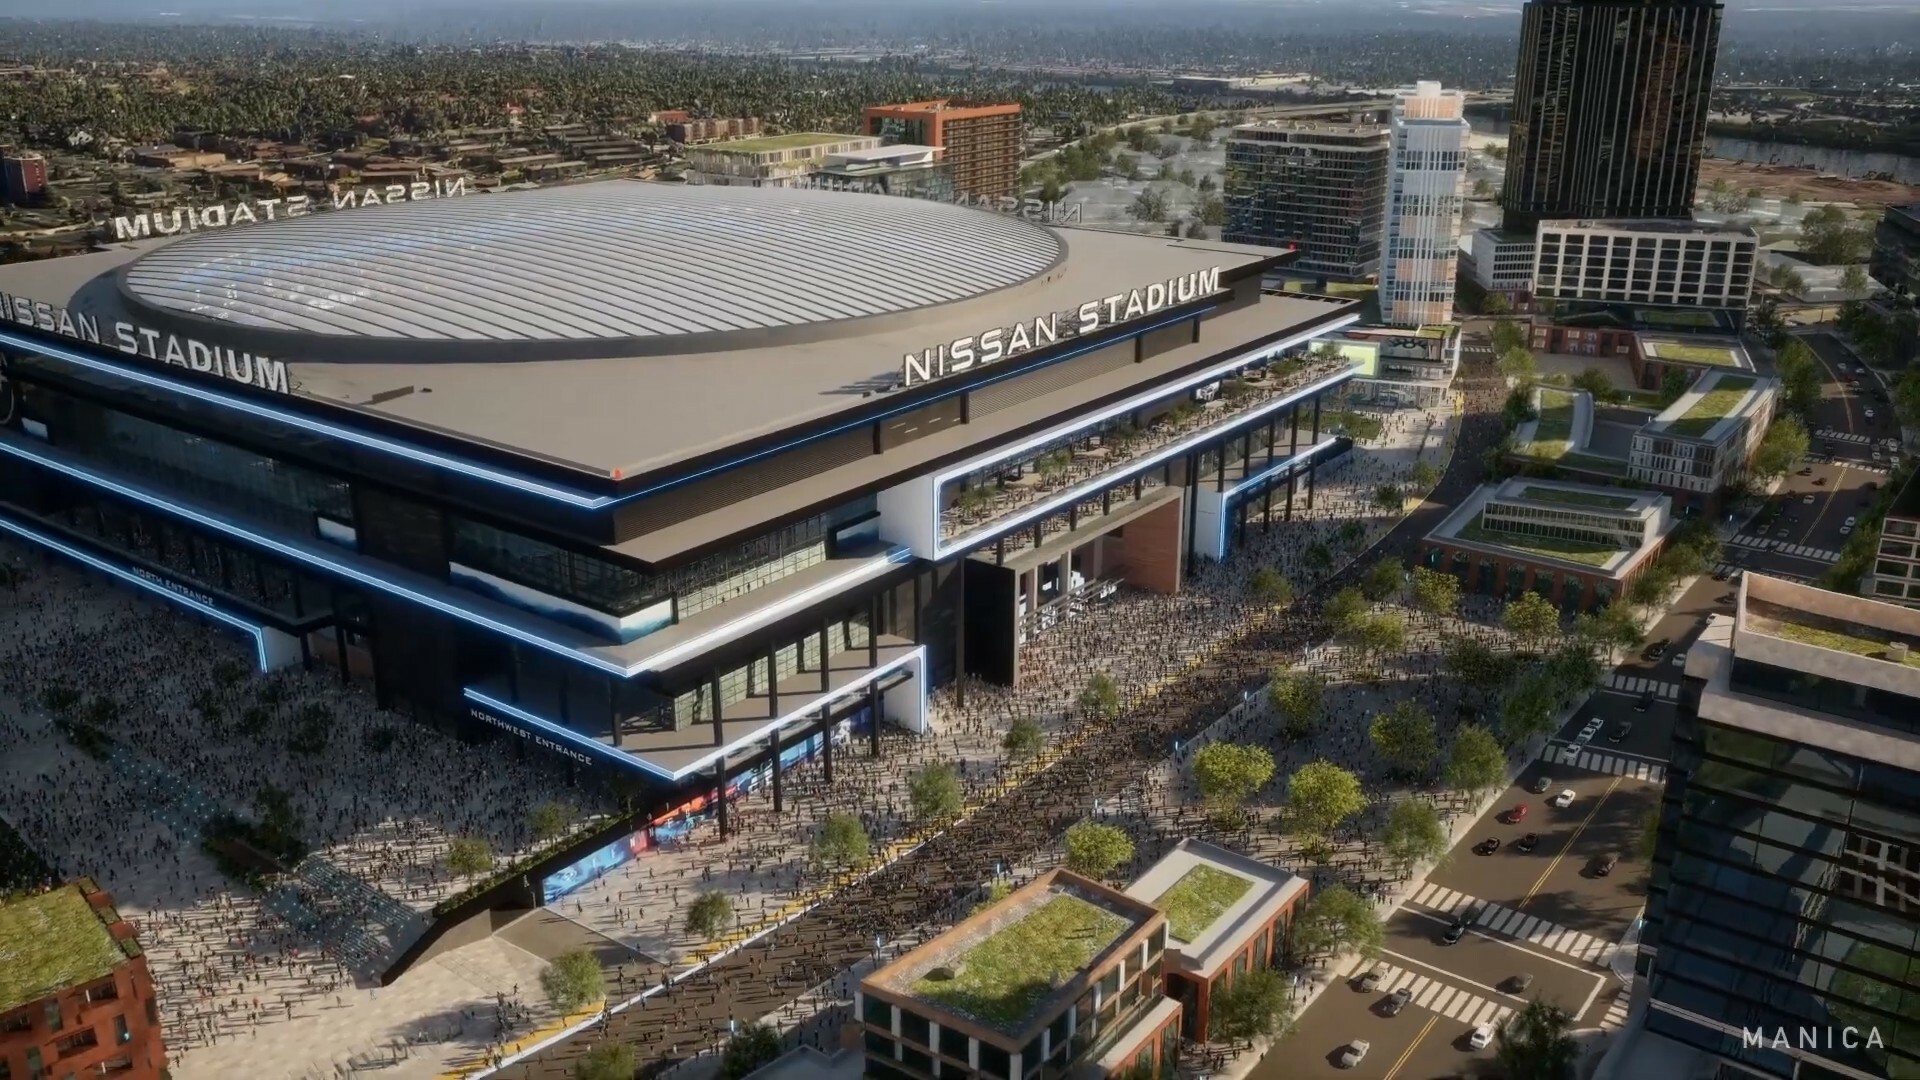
[116,181,1066,362]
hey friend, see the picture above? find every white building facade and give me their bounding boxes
[1533,219,1757,311]
[1380,82,1470,328]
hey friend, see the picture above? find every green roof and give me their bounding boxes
[1668,376,1757,438]
[1560,452,1631,477]
[1519,485,1636,510]
[911,893,1133,1033]
[0,887,126,1014]
[1646,340,1743,366]
[1634,308,1721,330]
[1154,865,1254,944]
[1524,388,1577,460]
[1768,616,1920,668]
[1457,516,1621,567]
[698,132,857,153]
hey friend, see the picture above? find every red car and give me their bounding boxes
[1505,804,1529,824]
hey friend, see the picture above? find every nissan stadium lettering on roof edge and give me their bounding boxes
[0,293,291,395]
[901,265,1224,388]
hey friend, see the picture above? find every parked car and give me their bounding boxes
[1442,918,1470,945]
[1634,691,1654,713]
[1592,852,1620,877]
[1505,803,1529,823]
[1561,743,1584,763]
[1803,494,1816,504]
[1866,408,1876,419]
[1672,651,1687,668]
[1515,832,1539,853]
[1337,1041,1371,1069]
[1550,789,1576,809]
[1797,467,1813,476]
[1643,639,1670,661]
[1470,1023,1495,1050]
[1845,516,1859,529]
[1505,973,1536,994]
[1475,837,1502,855]
[1578,718,1604,742]
[1383,987,1413,1016]
[1358,966,1386,992]
[1611,720,1634,742]
[1815,476,1828,485]
[1529,775,1553,794]
[1713,568,1729,581]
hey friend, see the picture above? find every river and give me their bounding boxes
[1466,116,1920,185]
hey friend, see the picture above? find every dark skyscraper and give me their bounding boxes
[1501,0,1723,234]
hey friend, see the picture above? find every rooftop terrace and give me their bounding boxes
[1457,516,1621,567]
[1639,336,1749,369]
[1745,599,1920,669]
[1667,375,1758,438]
[0,884,129,1014]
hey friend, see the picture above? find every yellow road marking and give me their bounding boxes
[1383,1014,1440,1080]
[1521,775,1622,908]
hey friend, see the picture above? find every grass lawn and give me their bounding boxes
[1154,865,1254,943]
[912,894,1132,1031]
[1520,486,1635,510]
[1618,389,1668,408]
[1648,341,1743,366]
[1457,516,1621,567]
[702,132,852,152]
[0,887,125,1014]
[1524,388,1577,459]
[1771,620,1920,667]
[1668,376,1757,437]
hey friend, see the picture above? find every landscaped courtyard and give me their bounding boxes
[1524,388,1577,460]
[1154,864,1253,944]
[910,893,1134,1031]
[1646,340,1743,367]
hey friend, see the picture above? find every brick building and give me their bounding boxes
[864,101,1022,201]
[0,881,166,1080]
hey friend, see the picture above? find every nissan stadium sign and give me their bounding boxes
[109,177,470,242]
[901,265,1225,388]
[0,293,291,395]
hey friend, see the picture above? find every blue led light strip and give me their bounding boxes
[1224,436,1341,499]
[0,511,272,669]
[0,437,910,679]
[463,645,925,782]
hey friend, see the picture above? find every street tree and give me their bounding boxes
[530,801,572,844]
[1248,566,1294,608]
[1544,645,1604,698]
[540,950,604,1013]
[1079,672,1122,719]
[1361,557,1405,602]
[1002,717,1043,759]
[1208,967,1295,1046]
[1192,742,1276,822]
[1326,586,1369,634]
[1497,346,1538,383]
[1490,318,1527,354]
[1410,567,1460,620]
[1445,724,1509,798]
[1628,566,1677,609]
[685,890,734,940]
[811,811,871,869]
[722,1023,784,1079]
[574,1043,636,1080]
[1498,672,1560,744]
[1268,669,1325,740]
[1291,884,1385,961]
[1776,339,1824,420]
[1444,637,1511,692]
[1286,760,1367,852]
[1409,458,1441,490]
[1496,999,1580,1080]
[446,836,494,878]
[1502,591,1561,653]
[1574,604,1643,656]
[1303,542,1334,574]
[1370,701,1439,778]
[1063,821,1136,879]
[909,763,964,823]
[1752,414,1810,480]
[1380,799,1449,874]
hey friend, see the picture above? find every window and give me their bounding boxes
[0,1011,30,1034]
[83,982,117,1005]
[24,1048,43,1080]
[43,1000,61,1033]
[899,1009,931,1049]
[53,1029,97,1058]
[939,1023,970,1064]
[450,518,655,616]
[864,1030,896,1059]
[114,1014,130,1045]
[861,994,894,1030]
[978,1042,1012,1079]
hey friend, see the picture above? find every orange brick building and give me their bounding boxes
[0,881,166,1080]
[863,100,1022,200]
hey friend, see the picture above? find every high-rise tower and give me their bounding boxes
[1381,82,1470,327]
[1501,0,1723,234]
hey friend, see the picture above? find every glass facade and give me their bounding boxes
[1645,712,1920,1079]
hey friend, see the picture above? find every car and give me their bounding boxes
[1797,467,1813,476]
[1635,689,1654,712]
[1888,439,1902,450]
[1505,973,1536,995]
[1475,837,1502,855]
[1550,789,1576,809]
[1337,1041,1370,1069]
[1815,476,1829,485]
[1643,639,1669,661]
[1442,918,1470,945]
[1529,775,1553,794]
[1713,568,1729,581]
[1846,517,1859,528]
[1358,966,1386,992]
[1775,526,1790,538]
[1470,1022,1495,1050]
[1672,650,1687,668]
[1611,720,1634,742]
[1383,987,1413,1016]
[1873,451,1883,462]
[1515,832,1539,853]
[1578,717,1604,741]
[1593,852,1620,876]
[1803,494,1817,504]
[1506,803,1529,823]
[1841,525,1854,537]
[1866,408,1876,419]
[1561,743,1584,763]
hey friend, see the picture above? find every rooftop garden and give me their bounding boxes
[702,132,850,152]
[1153,865,1254,944]
[1519,486,1636,510]
[1635,308,1721,330]
[1647,341,1743,367]
[911,893,1133,1033]
[1457,516,1622,568]
[1766,617,1920,669]
[1524,388,1577,460]
[0,888,124,1015]
[1667,376,1757,438]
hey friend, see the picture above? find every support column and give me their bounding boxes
[770,732,784,813]
[715,761,730,838]
[868,682,883,757]
[868,594,881,668]
[1307,398,1322,511]
[954,563,967,707]
[711,674,725,747]
[767,644,780,718]
[607,678,621,749]
[819,619,831,693]
[822,713,835,783]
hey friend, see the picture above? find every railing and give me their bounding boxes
[938,358,1352,543]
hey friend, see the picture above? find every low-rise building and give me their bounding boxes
[1628,370,1779,509]
[0,881,167,1080]
[1467,227,1537,304]
[800,144,954,202]
[684,133,882,188]
[1532,219,1757,321]
[1870,202,1920,297]
[1420,478,1678,612]
[1869,470,1920,608]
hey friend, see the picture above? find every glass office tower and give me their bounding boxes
[1644,574,1920,1080]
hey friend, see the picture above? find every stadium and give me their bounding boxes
[0,180,1360,822]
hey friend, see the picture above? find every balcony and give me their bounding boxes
[937,356,1353,546]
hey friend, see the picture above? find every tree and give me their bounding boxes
[685,890,734,940]
[530,802,572,844]
[1570,366,1620,404]
[540,950,604,1013]
[1502,591,1561,653]
[574,1043,636,1080]
[721,1022,783,1079]
[1752,414,1809,480]
[1496,999,1580,1080]
[1628,565,1677,610]
[1268,669,1324,739]
[1574,604,1643,656]
[1078,672,1121,719]
[1002,717,1043,759]
[1361,557,1405,602]
[1197,193,1225,227]
[1291,884,1384,961]
[1380,799,1449,874]
[1801,205,1872,266]
[1483,291,1512,317]
[1497,345,1538,383]
[908,763,964,823]
[1326,586,1369,634]
[446,835,493,877]
[1347,612,1407,669]
[1445,637,1512,692]
[1303,542,1334,574]
[1544,644,1603,698]
[1116,152,1140,180]
[1659,367,1690,405]
[1286,760,1367,851]
[1410,567,1461,620]
[1840,263,1873,302]
[1776,339,1824,420]
[1445,725,1509,798]
[1409,458,1441,490]
[1248,566,1294,607]
[1370,702,1439,778]
[1129,187,1170,223]
[1209,967,1295,1045]
[1490,318,1527,355]
[1063,821,1136,879]
[811,811,870,869]
[1192,742,1276,821]
[1498,671,1560,744]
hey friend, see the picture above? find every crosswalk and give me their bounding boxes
[1543,744,1668,782]
[1331,952,1517,1029]
[1729,533,1841,563]
[1818,428,1875,446]
[1407,883,1618,965]
[1602,992,1631,1030]
[1599,672,1678,700]
[1711,562,1816,585]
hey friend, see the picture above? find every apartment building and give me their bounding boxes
[1629,370,1779,508]
[864,100,1021,201]
[1224,121,1392,281]
[1533,219,1757,321]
